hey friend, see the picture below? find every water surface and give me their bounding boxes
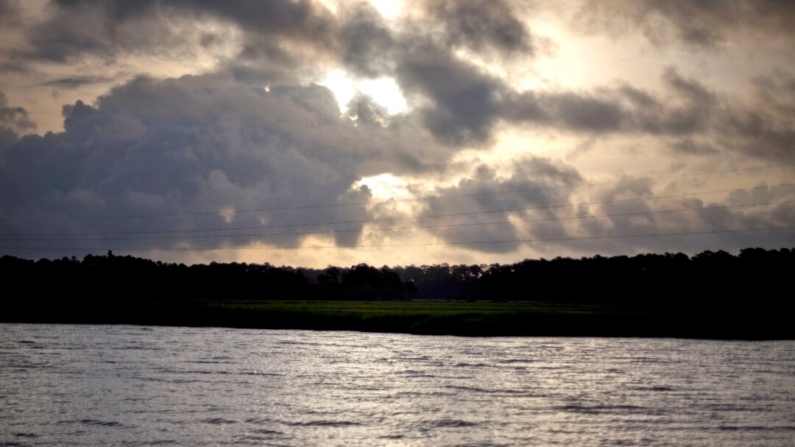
[1,324,794,446]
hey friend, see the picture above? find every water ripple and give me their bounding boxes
[1,324,794,447]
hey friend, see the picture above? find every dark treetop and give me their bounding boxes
[2,248,793,338]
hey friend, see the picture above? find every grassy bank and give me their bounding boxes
[3,299,792,340]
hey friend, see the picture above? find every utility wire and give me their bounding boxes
[4,182,795,238]
[4,199,794,242]
[1,163,793,223]
[2,226,794,252]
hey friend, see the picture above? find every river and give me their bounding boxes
[1,324,794,446]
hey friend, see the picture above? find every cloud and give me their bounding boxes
[0,0,20,24]
[1,65,793,260]
[670,139,719,156]
[35,75,115,89]
[4,0,528,148]
[500,69,717,136]
[4,0,791,159]
[32,0,538,69]
[2,0,794,264]
[0,125,18,169]
[12,0,333,68]
[2,0,545,149]
[0,69,450,255]
[337,3,396,78]
[0,90,36,134]
[396,41,505,146]
[22,2,173,63]
[422,0,535,55]
[537,174,795,257]
[718,72,795,163]
[566,136,599,160]
[576,0,795,48]
[167,0,335,44]
[538,92,626,132]
[498,67,790,165]
[419,158,582,253]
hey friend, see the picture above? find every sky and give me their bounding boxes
[0,0,794,268]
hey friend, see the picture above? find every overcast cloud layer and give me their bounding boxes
[0,0,794,267]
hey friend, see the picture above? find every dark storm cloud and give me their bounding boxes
[7,0,545,149]
[9,0,793,163]
[0,127,16,155]
[536,92,625,132]
[338,4,396,78]
[696,184,795,245]
[0,70,449,254]
[4,0,542,149]
[33,0,536,68]
[420,158,582,253]
[506,64,781,169]
[718,109,795,163]
[168,0,335,43]
[422,0,534,55]
[568,179,661,253]
[5,0,791,162]
[539,174,795,257]
[706,71,795,163]
[387,59,726,147]
[635,68,714,135]
[0,0,20,23]
[576,0,795,47]
[0,92,20,158]
[49,0,336,41]
[0,91,35,134]
[229,63,297,90]
[330,0,535,145]
[500,69,718,137]
[664,68,713,103]
[18,0,335,65]
[22,5,178,63]
[8,0,525,148]
[670,139,718,156]
[396,42,505,145]
[36,75,115,89]
[607,68,793,163]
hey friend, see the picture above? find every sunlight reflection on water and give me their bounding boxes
[1,324,794,446]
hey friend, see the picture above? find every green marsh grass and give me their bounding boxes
[5,299,790,339]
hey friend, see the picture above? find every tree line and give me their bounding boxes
[2,248,793,305]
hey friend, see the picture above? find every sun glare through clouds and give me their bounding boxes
[319,70,408,116]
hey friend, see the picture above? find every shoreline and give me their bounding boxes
[3,300,793,340]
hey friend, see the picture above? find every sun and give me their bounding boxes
[319,69,408,116]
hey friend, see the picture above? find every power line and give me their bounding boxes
[4,182,795,238]
[2,226,793,252]
[1,163,793,223]
[4,199,794,242]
